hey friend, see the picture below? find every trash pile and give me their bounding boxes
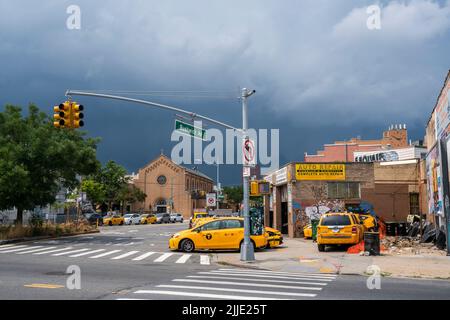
[381,222,447,256]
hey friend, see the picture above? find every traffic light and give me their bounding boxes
[53,101,70,128]
[250,180,271,197]
[71,102,84,128]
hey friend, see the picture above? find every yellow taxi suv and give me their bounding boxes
[316,212,364,252]
[170,217,267,252]
[103,215,125,226]
[140,214,156,225]
[265,227,283,248]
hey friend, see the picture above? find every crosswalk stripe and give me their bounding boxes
[175,254,192,264]
[172,279,323,291]
[217,268,337,278]
[69,249,106,257]
[132,252,156,261]
[133,290,285,300]
[154,253,173,262]
[0,246,40,253]
[111,251,140,260]
[205,271,334,282]
[52,248,90,256]
[33,247,73,255]
[0,244,20,250]
[188,275,328,286]
[89,250,122,259]
[16,247,57,254]
[200,255,210,265]
[157,284,317,298]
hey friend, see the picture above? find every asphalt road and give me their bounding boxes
[0,222,449,300]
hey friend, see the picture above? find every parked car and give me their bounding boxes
[303,224,312,239]
[316,212,364,252]
[169,217,267,253]
[265,227,283,248]
[85,213,103,226]
[103,215,125,226]
[170,213,184,223]
[189,212,210,228]
[156,213,171,224]
[123,213,141,225]
[141,214,156,224]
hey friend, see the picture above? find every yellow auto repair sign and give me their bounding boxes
[295,163,346,180]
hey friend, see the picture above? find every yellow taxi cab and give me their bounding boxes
[316,212,364,252]
[303,224,313,239]
[265,227,283,248]
[189,212,211,228]
[103,214,125,226]
[140,214,157,224]
[170,217,267,252]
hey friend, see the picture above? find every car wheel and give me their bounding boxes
[318,244,325,252]
[120,221,123,225]
[144,221,147,224]
[180,239,195,253]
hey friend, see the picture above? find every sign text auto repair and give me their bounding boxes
[295,163,346,180]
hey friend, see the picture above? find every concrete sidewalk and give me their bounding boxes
[212,238,450,280]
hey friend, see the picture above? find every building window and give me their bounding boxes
[327,182,360,199]
[410,193,420,215]
[157,175,167,185]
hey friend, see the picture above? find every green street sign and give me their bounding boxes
[175,119,207,140]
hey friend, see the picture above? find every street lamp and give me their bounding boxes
[240,88,256,262]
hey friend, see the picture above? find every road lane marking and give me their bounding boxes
[188,275,328,286]
[111,251,140,260]
[33,247,73,255]
[206,271,334,282]
[24,284,64,289]
[154,253,174,262]
[157,285,317,298]
[217,268,337,279]
[175,254,192,264]
[133,290,284,300]
[89,250,122,259]
[172,279,322,291]
[16,247,57,254]
[200,255,210,265]
[52,248,90,256]
[69,249,106,257]
[132,252,156,261]
[0,246,42,253]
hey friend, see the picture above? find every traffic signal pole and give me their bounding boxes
[65,89,256,262]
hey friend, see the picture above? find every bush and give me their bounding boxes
[0,221,96,240]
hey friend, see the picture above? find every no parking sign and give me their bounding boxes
[206,193,216,207]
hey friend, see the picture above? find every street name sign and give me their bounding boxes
[175,119,207,140]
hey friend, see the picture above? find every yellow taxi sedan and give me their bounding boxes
[316,212,364,252]
[265,227,283,248]
[103,215,125,226]
[140,214,156,224]
[303,224,312,239]
[169,217,267,252]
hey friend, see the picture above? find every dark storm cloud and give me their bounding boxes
[1,0,450,184]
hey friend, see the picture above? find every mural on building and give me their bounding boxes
[426,146,443,216]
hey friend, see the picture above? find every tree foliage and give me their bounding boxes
[0,104,100,224]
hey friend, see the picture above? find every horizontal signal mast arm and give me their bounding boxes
[65,90,242,132]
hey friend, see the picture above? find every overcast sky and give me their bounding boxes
[1,0,450,184]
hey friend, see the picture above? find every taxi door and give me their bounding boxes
[220,219,244,249]
[197,220,225,249]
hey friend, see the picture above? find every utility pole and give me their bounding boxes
[241,88,256,261]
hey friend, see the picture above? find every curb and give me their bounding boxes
[0,229,100,245]
[216,260,271,270]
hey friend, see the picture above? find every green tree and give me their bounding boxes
[222,185,243,210]
[93,160,129,211]
[81,179,106,206]
[117,185,146,213]
[0,104,100,224]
